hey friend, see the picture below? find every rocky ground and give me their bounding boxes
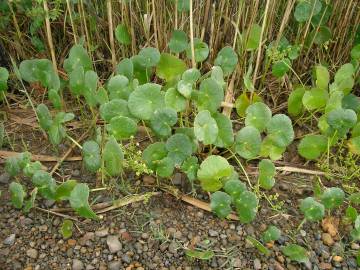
[0,170,359,270]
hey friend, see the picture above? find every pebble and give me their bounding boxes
[143,175,155,185]
[39,225,48,232]
[351,242,360,250]
[106,235,122,253]
[319,262,332,269]
[0,172,10,184]
[26,248,38,259]
[108,261,121,270]
[208,229,219,237]
[171,173,182,185]
[300,230,306,237]
[168,241,178,254]
[95,228,109,237]
[322,233,334,246]
[122,254,131,264]
[72,259,84,270]
[3,234,15,245]
[332,255,343,262]
[254,258,261,270]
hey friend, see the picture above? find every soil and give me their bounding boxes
[0,106,359,270]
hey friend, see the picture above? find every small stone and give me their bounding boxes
[168,241,177,254]
[208,229,219,237]
[39,225,48,232]
[322,233,334,246]
[171,173,182,185]
[79,232,95,245]
[351,242,360,250]
[0,172,10,184]
[26,248,38,259]
[106,235,122,253]
[68,239,77,246]
[121,254,131,264]
[72,169,80,177]
[332,255,343,262]
[143,175,155,185]
[254,258,261,270]
[72,259,84,270]
[44,199,55,208]
[108,261,121,270]
[141,232,149,240]
[318,262,332,270]
[86,265,95,270]
[3,234,15,245]
[300,230,306,237]
[95,228,109,237]
[174,231,182,239]
[233,258,242,268]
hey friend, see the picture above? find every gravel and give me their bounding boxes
[72,259,84,270]
[106,235,122,253]
[26,248,38,259]
[3,233,15,245]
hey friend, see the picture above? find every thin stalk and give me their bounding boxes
[189,0,196,68]
[66,0,78,43]
[107,0,116,71]
[43,0,58,73]
[252,0,271,94]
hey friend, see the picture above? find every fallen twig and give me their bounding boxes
[34,206,79,222]
[161,186,239,221]
[276,166,325,176]
[0,150,81,163]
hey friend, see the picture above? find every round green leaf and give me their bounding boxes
[32,170,57,200]
[321,187,345,209]
[103,137,124,176]
[165,87,187,112]
[156,157,175,177]
[23,161,42,178]
[69,183,98,220]
[300,197,325,221]
[181,156,199,182]
[138,47,160,68]
[115,24,131,45]
[107,116,137,140]
[142,142,168,170]
[61,219,74,239]
[272,58,291,78]
[210,191,232,219]
[245,102,272,132]
[0,67,9,92]
[334,63,355,94]
[235,126,261,159]
[195,78,224,113]
[182,68,201,83]
[214,46,238,76]
[166,133,193,165]
[55,180,77,201]
[177,80,193,99]
[128,83,165,120]
[235,92,262,117]
[314,65,329,90]
[281,244,309,263]
[36,104,53,131]
[224,179,247,198]
[186,38,209,63]
[156,53,186,82]
[288,87,306,116]
[107,75,130,100]
[82,140,101,173]
[327,108,357,137]
[342,94,360,113]
[5,156,21,177]
[351,44,360,60]
[116,58,134,81]
[9,182,26,209]
[100,99,131,122]
[348,136,360,155]
[266,114,294,148]
[298,134,327,160]
[150,108,177,138]
[258,159,276,190]
[262,226,281,243]
[168,30,188,53]
[233,191,258,223]
[63,44,92,73]
[194,110,218,145]
[245,24,261,51]
[197,155,232,192]
[294,0,322,22]
[213,112,234,148]
[311,26,331,45]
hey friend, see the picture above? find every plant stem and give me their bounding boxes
[189,0,196,68]
[43,0,58,74]
[107,0,116,71]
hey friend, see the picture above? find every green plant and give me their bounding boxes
[5,152,98,220]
